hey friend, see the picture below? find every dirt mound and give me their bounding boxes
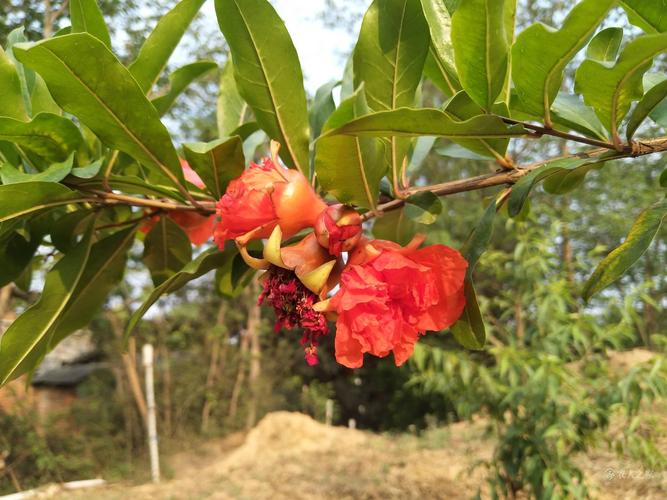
[49,411,667,499]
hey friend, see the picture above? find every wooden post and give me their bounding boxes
[325,399,334,426]
[142,344,160,483]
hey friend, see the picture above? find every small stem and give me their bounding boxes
[85,189,216,213]
[95,210,162,231]
[501,117,619,151]
[102,150,120,191]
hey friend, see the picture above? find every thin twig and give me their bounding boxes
[501,117,619,151]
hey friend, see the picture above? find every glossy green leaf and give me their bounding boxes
[354,0,429,178]
[143,216,193,286]
[14,34,186,188]
[620,1,667,33]
[216,59,246,138]
[152,61,217,116]
[444,91,510,159]
[315,87,384,210]
[322,108,526,139]
[354,0,429,113]
[0,182,84,222]
[49,226,135,347]
[575,33,667,136]
[586,27,622,64]
[125,248,229,339]
[512,0,614,123]
[215,0,310,173]
[583,199,667,300]
[129,0,206,94]
[451,0,509,110]
[183,136,245,199]
[451,280,485,350]
[70,0,112,48]
[0,219,95,385]
[626,78,667,140]
[0,153,73,184]
[0,113,82,162]
[0,46,28,120]
[50,209,94,252]
[420,0,461,96]
[405,191,442,224]
[310,80,339,140]
[549,93,609,141]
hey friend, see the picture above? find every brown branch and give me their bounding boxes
[362,134,667,222]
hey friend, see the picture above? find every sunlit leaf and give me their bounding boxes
[576,33,667,137]
[183,136,245,199]
[70,0,112,48]
[512,0,614,124]
[152,61,217,116]
[0,113,82,162]
[129,0,206,93]
[451,0,509,110]
[215,0,310,173]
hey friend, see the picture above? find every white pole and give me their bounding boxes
[142,344,160,483]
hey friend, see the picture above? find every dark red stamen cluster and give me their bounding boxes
[258,267,329,365]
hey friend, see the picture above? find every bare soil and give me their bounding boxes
[30,411,667,499]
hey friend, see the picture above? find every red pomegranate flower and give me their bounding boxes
[322,236,468,368]
[314,204,363,256]
[214,156,327,247]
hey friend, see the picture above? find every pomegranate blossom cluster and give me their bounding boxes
[193,145,468,368]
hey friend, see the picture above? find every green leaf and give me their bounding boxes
[143,216,193,286]
[451,0,509,110]
[69,0,112,49]
[660,168,667,187]
[0,153,73,184]
[125,248,229,339]
[50,209,93,252]
[75,174,187,202]
[626,78,667,140]
[451,280,485,350]
[420,0,461,96]
[461,199,496,277]
[0,113,82,162]
[549,93,609,141]
[0,228,41,288]
[586,27,622,64]
[215,0,310,174]
[372,207,417,245]
[310,80,339,140]
[354,0,429,112]
[354,0,429,178]
[0,182,83,223]
[508,153,621,216]
[444,91,510,159]
[512,0,614,124]
[322,107,526,139]
[0,218,95,385]
[183,136,245,199]
[583,199,667,300]
[315,87,384,210]
[49,226,135,347]
[14,34,186,189]
[152,61,217,116]
[71,158,104,179]
[404,191,442,224]
[129,0,206,94]
[216,59,246,137]
[620,0,667,33]
[575,33,667,137]
[0,46,28,120]
[216,247,254,298]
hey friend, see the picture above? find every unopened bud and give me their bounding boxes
[314,204,363,256]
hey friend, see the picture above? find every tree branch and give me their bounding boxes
[361,135,667,222]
